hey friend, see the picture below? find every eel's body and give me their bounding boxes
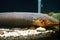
[0,12,59,28]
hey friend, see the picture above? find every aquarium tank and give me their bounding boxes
[0,0,59,40]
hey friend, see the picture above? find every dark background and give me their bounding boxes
[0,0,59,13]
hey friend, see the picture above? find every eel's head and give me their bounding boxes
[33,19,59,27]
[33,15,59,27]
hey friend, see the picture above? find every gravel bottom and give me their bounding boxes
[0,27,58,40]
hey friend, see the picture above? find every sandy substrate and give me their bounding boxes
[0,27,56,40]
